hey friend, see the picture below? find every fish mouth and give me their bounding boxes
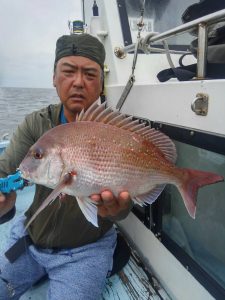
[19,167,31,181]
[19,164,36,181]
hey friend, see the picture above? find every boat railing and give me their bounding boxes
[115,9,225,79]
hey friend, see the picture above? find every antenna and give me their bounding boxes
[82,0,85,25]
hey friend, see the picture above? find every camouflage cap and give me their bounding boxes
[54,34,105,69]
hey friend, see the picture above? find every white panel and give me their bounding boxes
[106,80,225,136]
[118,214,215,300]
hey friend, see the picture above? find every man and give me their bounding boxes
[0,34,132,300]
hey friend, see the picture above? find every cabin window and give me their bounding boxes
[132,124,225,298]
[162,141,225,291]
[120,0,198,47]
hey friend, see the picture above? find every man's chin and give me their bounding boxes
[65,99,97,117]
[66,104,87,119]
[69,100,85,111]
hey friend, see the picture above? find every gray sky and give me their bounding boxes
[0,0,82,88]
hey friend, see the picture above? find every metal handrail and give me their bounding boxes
[115,9,225,79]
[149,9,225,43]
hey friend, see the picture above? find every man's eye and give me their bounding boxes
[62,69,74,74]
[86,73,96,78]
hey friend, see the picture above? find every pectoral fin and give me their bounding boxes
[76,197,98,227]
[25,172,75,230]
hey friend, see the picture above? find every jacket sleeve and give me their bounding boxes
[0,206,16,224]
[0,116,36,223]
[0,115,36,178]
[0,110,48,224]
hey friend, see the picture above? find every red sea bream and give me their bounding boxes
[19,102,224,228]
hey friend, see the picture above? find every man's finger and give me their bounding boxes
[101,190,116,207]
[118,191,130,201]
[97,206,108,217]
[90,194,101,201]
[90,194,102,205]
[0,195,6,203]
[118,191,131,207]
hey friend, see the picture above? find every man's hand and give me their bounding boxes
[0,191,16,218]
[90,190,132,220]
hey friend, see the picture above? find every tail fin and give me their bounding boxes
[177,169,223,219]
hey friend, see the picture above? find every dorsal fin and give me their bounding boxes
[135,127,151,135]
[116,115,133,127]
[130,123,145,131]
[142,128,177,163]
[76,108,85,121]
[77,101,176,163]
[80,102,100,121]
[95,106,114,122]
[120,119,140,130]
[101,111,120,124]
[108,114,126,125]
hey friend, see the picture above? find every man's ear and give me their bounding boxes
[53,74,56,87]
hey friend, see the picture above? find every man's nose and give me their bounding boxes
[72,72,84,87]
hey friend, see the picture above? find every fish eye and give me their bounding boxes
[34,152,42,159]
[32,148,44,159]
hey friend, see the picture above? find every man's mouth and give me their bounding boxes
[69,94,85,101]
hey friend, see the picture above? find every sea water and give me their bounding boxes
[0,87,59,138]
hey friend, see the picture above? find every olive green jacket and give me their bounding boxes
[0,104,116,248]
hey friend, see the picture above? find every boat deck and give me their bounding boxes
[0,186,170,300]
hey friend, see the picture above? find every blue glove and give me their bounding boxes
[0,170,27,194]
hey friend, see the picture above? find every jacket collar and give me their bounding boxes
[39,103,62,128]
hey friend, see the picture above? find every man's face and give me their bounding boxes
[53,56,103,122]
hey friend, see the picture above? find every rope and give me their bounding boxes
[116,0,146,110]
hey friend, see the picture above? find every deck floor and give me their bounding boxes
[0,187,170,300]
